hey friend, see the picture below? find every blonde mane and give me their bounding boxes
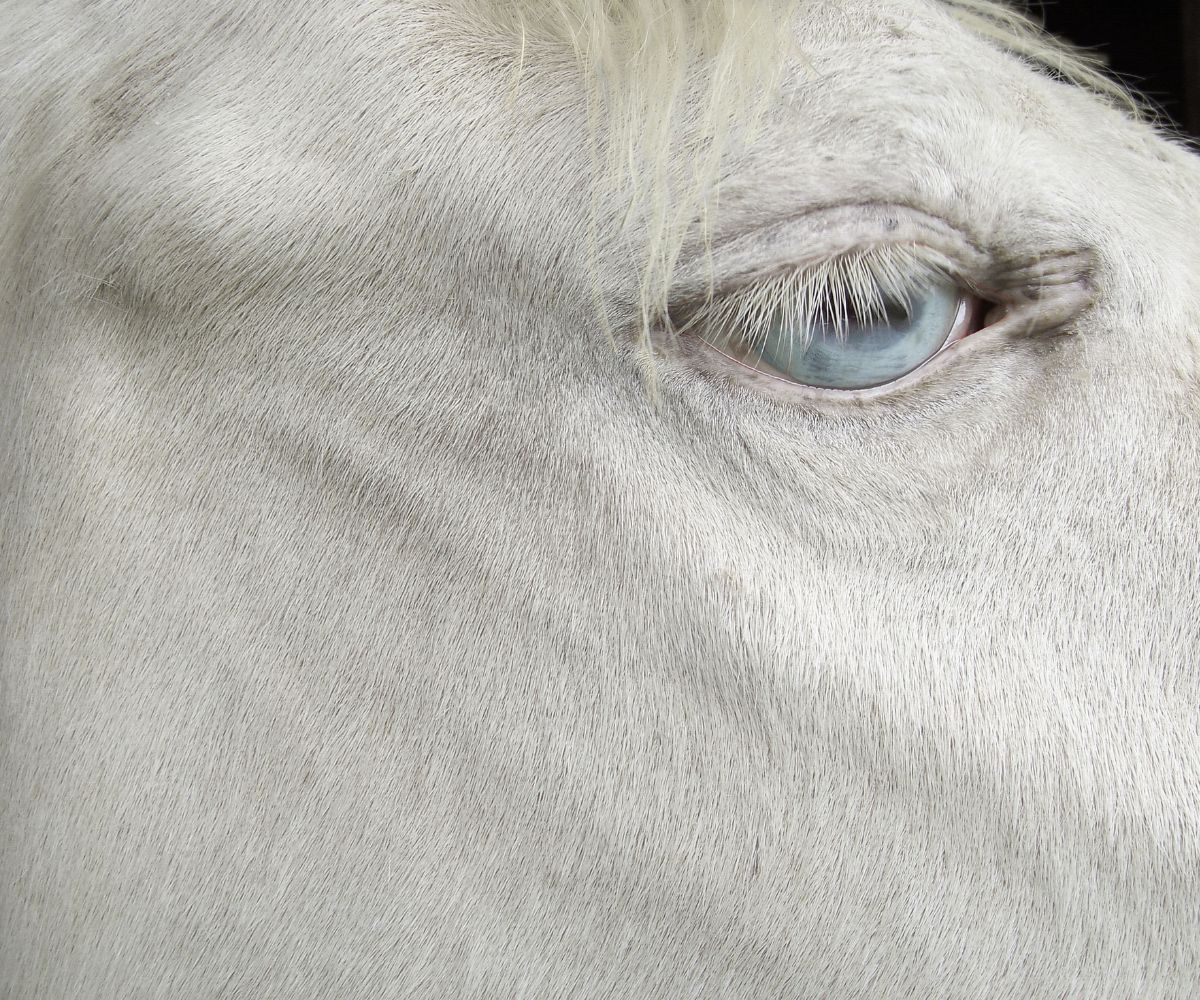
[469,0,1139,333]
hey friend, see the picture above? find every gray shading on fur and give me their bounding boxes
[2,1,1199,998]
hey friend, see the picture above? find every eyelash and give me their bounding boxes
[677,241,975,361]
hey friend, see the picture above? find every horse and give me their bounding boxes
[2,1,1198,996]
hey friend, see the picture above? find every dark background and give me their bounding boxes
[1035,0,1198,140]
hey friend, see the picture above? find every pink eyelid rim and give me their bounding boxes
[707,294,982,396]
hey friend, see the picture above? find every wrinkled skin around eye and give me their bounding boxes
[751,282,962,390]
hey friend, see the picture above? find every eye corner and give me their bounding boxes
[971,248,1100,340]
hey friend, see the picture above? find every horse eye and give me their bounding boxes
[721,282,976,391]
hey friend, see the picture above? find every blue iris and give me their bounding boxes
[753,283,960,390]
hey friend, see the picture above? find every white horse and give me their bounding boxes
[3,1,1198,996]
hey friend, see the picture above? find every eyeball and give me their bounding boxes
[727,282,969,391]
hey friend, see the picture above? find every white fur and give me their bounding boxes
[2,2,1199,998]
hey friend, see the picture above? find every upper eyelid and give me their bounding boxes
[665,203,990,310]
[664,202,1097,337]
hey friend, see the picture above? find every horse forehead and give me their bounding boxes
[27,4,1161,253]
